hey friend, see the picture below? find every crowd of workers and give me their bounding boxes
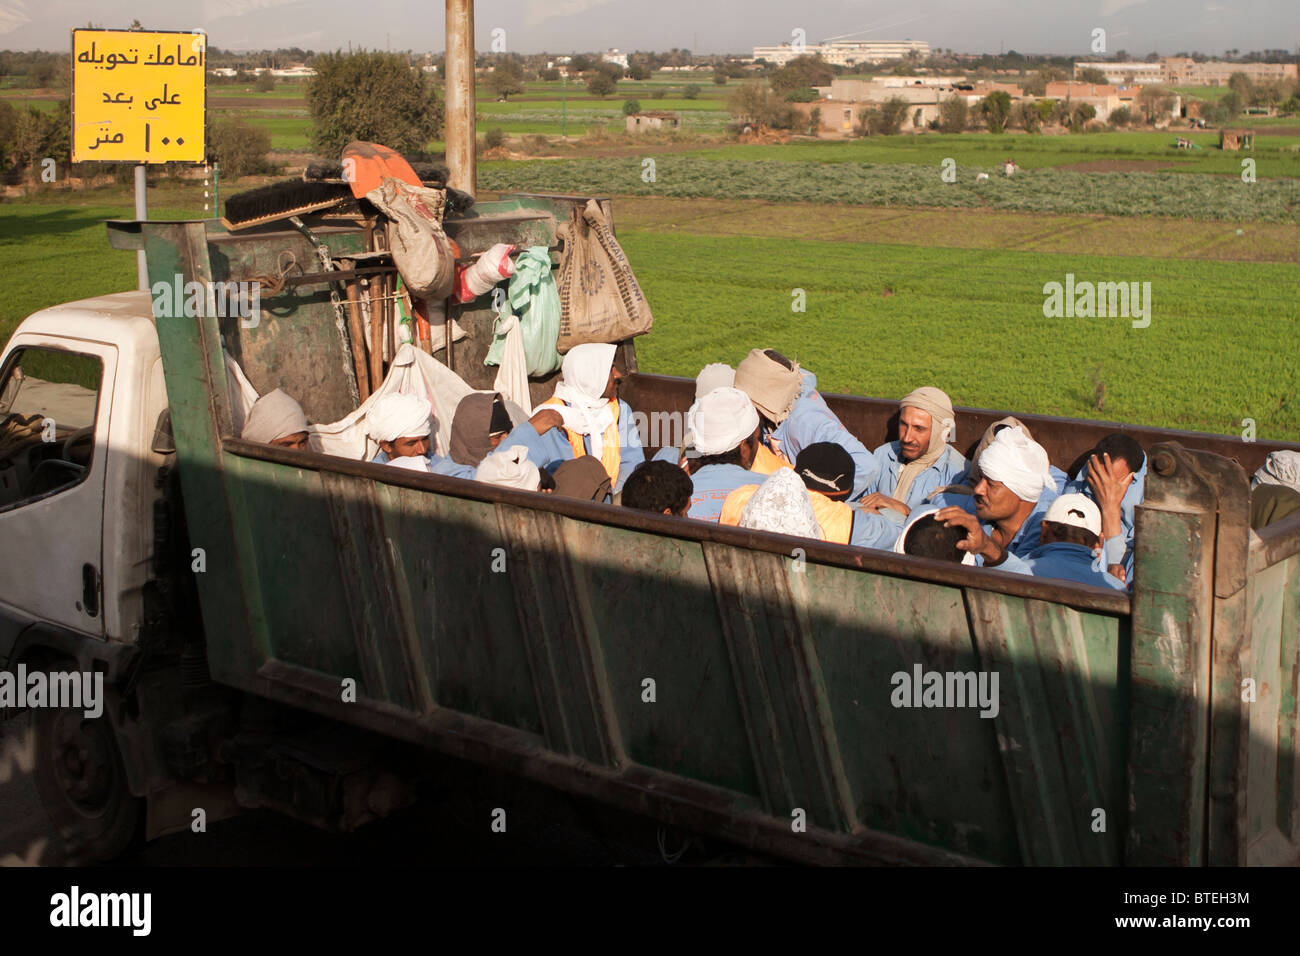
[240,343,1300,593]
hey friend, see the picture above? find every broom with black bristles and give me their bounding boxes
[221,163,475,231]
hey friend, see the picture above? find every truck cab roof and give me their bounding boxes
[17,290,157,352]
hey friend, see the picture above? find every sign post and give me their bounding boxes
[71,28,207,290]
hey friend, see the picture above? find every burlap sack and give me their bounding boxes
[366,178,458,299]
[556,199,654,352]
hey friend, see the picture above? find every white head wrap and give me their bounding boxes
[977,426,1055,503]
[387,455,433,473]
[368,393,433,443]
[1253,450,1300,491]
[893,507,977,565]
[552,343,618,458]
[476,444,541,491]
[692,387,760,456]
[739,468,823,540]
[241,389,310,444]
[695,363,736,400]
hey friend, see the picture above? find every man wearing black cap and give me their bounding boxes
[718,443,900,549]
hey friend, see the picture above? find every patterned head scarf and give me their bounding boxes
[739,468,823,540]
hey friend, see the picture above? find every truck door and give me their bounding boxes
[0,341,114,640]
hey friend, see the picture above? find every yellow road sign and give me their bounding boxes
[72,28,206,164]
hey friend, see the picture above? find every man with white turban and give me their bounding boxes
[935,425,1060,564]
[732,348,877,499]
[652,362,739,467]
[684,386,764,521]
[242,389,311,451]
[494,343,644,493]
[737,468,823,540]
[862,387,967,520]
[367,392,475,479]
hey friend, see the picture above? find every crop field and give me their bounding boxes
[2,195,1296,441]
[622,229,1300,441]
[482,156,1300,221]
[685,130,1300,176]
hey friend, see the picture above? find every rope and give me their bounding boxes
[249,251,301,297]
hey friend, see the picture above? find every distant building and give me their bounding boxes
[753,39,930,67]
[601,49,629,69]
[626,111,680,133]
[1074,57,1297,87]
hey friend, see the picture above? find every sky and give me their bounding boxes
[0,0,1296,56]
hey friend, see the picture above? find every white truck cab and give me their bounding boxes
[0,291,168,661]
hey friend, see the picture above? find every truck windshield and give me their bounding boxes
[0,347,102,507]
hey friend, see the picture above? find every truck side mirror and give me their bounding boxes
[151,408,176,455]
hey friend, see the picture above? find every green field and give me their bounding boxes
[482,157,1300,222]
[623,230,1300,440]
[2,198,1296,441]
[686,130,1300,176]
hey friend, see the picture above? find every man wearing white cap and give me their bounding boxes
[863,386,967,519]
[367,392,475,479]
[651,362,736,467]
[493,343,644,493]
[242,389,312,451]
[732,348,877,500]
[935,425,1060,563]
[684,386,764,521]
[945,493,1126,590]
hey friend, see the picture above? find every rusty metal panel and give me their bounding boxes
[219,455,361,682]
[701,542,855,832]
[1126,505,1215,865]
[368,484,546,738]
[556,522,763,798]
[318,471,429,713]
[965,591,1126,865]
[800,565,1020,863]
[495,504,619,766]
[1244,555,1300,863]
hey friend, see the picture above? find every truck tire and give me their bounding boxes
[32,692,142,863]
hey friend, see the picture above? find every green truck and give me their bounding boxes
[2,192,1298,866]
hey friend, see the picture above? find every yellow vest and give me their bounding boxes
[719,484,854,545]
[751,443,792,475]
[542,396,622,485]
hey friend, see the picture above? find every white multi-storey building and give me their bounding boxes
[753,39,931,67]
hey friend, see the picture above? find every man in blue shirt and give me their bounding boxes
[942,493,1126,590]
[733,348,877,500]
[1065,433,1146,584]
[684,386,764,521]
[935,425,1059,562]
[863,386,967,519]
[367,392,475,479]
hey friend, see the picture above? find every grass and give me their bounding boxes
[621,230,1300,440]
[1,197,1295,441]
[482,157,1300,222]
[685,130,1300,176]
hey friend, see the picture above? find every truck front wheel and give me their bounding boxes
[33,695,142,862]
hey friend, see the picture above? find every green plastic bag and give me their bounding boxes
[484,245,562,376]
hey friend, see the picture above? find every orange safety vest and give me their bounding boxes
[751,443,792,476]
[542,396,622,485]
[719,484,854,545]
